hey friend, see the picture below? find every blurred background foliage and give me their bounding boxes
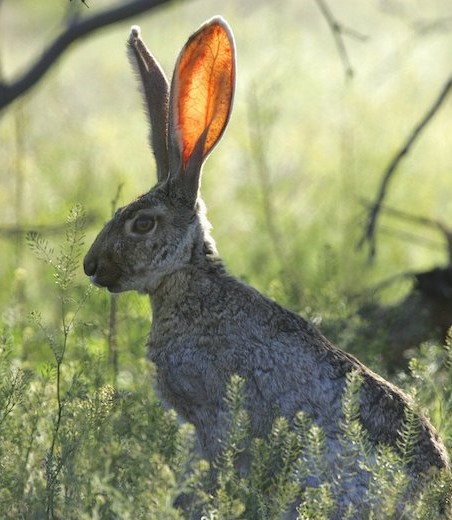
[1,0,452,517]
[2,0,452,299]
[0,0,451,367]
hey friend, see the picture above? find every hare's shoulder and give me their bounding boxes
[149,273,449,469]
[149,270,362,377]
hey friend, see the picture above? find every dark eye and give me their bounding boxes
[132,215,156,234]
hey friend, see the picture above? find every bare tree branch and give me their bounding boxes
[367,202,452,263]
[360,199,447,252]
[378,225,445,252]
[313,0,368,79]
[247,85,302,305]
[413,15,452,36]
[359,75,452,260]
[361,200,449,234]
[0,0,5,82]
[70,0,90,8]
[0,0,172,112]
[0,213,98,239]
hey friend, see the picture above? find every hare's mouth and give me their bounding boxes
[89,275,103,288]
[106,284,123,294]
[89,275,123,293]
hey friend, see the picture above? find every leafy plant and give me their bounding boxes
[201,371,451,520]
[0,207,451,519]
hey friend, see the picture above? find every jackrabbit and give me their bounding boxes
[84,17,450,518]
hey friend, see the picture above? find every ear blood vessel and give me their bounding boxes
[83,17,451,518]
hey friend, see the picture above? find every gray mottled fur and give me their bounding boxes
[84,17,450,518]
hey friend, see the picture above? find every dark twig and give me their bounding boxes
[0,214,97,239]
[247,86,302,305]
[412,16,452,36]
[0,0,172,112]
[358,202,446,254]
[364,270,415,298]
[361,200,451,236]
[378,225,445,252]
[359,75,452,260]
[70,0,90,8]
[377,207,452,264]
[313,0,368,79]
[108,184,123,384]
[0,0,4,82]
[110,183,124,217]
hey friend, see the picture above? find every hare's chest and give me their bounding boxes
[147,337,232,458]
[147,336,226,418]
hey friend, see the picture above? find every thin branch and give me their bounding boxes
[72,0,90,8]
[313,0,368,80]
[247,88,283,262]
[0,0,5,82]
[247,86,302,305]
[412,15,452,36]
[108,184,123,385]
[378,225,445,252]
[364,271,415,297]
[0,0,172,112]
[0,213,97,239]
[360,198,451,235]
[359,75,452,260]
[365,201,452,261]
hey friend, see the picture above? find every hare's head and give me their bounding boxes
[84,18,235,293]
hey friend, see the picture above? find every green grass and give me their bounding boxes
[1,232,451,518]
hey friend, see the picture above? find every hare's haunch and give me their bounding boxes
[84,17,450,518]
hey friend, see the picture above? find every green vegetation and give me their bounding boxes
[0,216,451,518]
[1,0,452,518]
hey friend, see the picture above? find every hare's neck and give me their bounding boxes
[148,261,226,319]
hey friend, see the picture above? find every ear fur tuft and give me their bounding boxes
[129,25,141,43]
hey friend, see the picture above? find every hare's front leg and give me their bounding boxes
[151,350,230,462]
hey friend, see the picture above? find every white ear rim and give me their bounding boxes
[167,16,236,178]
[127,25,170,183]
[129,25,141,41]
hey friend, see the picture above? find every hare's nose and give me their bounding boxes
[83,255,98,277]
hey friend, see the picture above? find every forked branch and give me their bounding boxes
[0,0,171,112]
[359,75,452,260]
[313,0,368,79]
[361,199,452,261]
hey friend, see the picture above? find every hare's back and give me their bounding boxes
[214,278,449,470]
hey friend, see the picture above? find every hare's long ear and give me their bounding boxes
[168,17,235,203]
[128,26,170,183]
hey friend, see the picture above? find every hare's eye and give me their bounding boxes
[132,215,156,234]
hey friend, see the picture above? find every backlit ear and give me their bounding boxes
[168,17,236,196]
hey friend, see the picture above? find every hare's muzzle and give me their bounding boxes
[83,256,97,278]
[83,238,123,292]
[83,256,100,287]
[83,254,103,288]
